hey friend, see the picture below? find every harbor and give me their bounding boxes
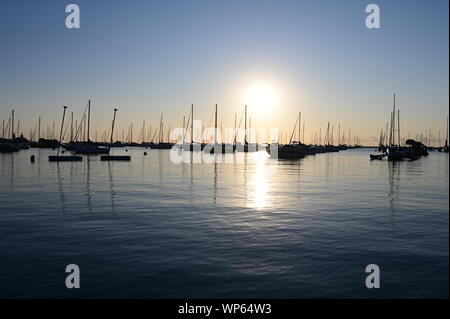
[0,0,448,303]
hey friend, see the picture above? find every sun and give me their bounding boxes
[244,84,279,114]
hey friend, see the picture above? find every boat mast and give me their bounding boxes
[182,116,185,144]
[87,100,91,142]
[289,114,299,144]
[303,121,305,144]
[159,113,163,143]
[82,115,85,142]
[298,112,301,144]
[249,118,252,143]
[191,104,194,144]
[338,124,340,145]
[110,108,118,145]
[214,104,218,145]
[57,106,68,157]
[397,109,400,146]
[244,105,248,145]
[70,112,73,142]
[331,124,334,146]
[234,113,237,146]
[298,112,301,143]
[11,110,14,139]
[38,116,41,141]
[392,94,396,146]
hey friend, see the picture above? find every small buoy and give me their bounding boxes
[30,155,35,163]
[144,152,147,156]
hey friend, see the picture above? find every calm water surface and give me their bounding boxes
[0,148,448,298]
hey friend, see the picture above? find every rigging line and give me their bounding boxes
[288,115,299,145]
[74,101,89,141]
[235,110,245,141]
[183,110,192,143]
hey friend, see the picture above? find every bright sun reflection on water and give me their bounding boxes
[249,152,272,209]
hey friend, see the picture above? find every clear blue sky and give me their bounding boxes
[0,0,448,144]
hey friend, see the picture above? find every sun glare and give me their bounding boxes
[244,84,279,115]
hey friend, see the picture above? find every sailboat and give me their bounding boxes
[235,105,258,152]
[207,104,235,154]
[181,104,203,151]
[270,111,314,159]
[49,106,82,162]
[100,108,131,161]
[386,94,409,160]
[149,113,174,149]
[63,100,109,154]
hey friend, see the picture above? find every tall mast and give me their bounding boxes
[331,124,334,146]
[303,121,305,144]
[392,94,396,146]
[38,116,41,141]
[244,105,247,144]
[70,112,73,142]
[249,118,252,143]
[109,109,118,150]
[57,106,68,157]
[11,109,14,139]
[131,123,133,143]
[338,124,340,145]
[214,104,218,145]
[159,113,163,143]
[82,115,85,141]
[168,125,171,143]
[234,112,237,146]
[87,100,91,142]
[397,109,400,146]
[191,104,194,144]
[298,112,301,143]
[385,122,388,146]
[327,122,330,145]
[182,116,185,144]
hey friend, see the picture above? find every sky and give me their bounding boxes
[0,0,448,144]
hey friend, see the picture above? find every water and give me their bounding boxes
[0,148,448,298]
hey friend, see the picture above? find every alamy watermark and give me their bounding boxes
[365,264,380,289]
[64,3,380,30]
[365,4,380,29]
[65,4,80,29]
[65,264,80,289]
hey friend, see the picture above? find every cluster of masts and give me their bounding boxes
[1,102,363,148]
[370,94,448,161]
[376,94,449,150]
[1,98,448,150]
